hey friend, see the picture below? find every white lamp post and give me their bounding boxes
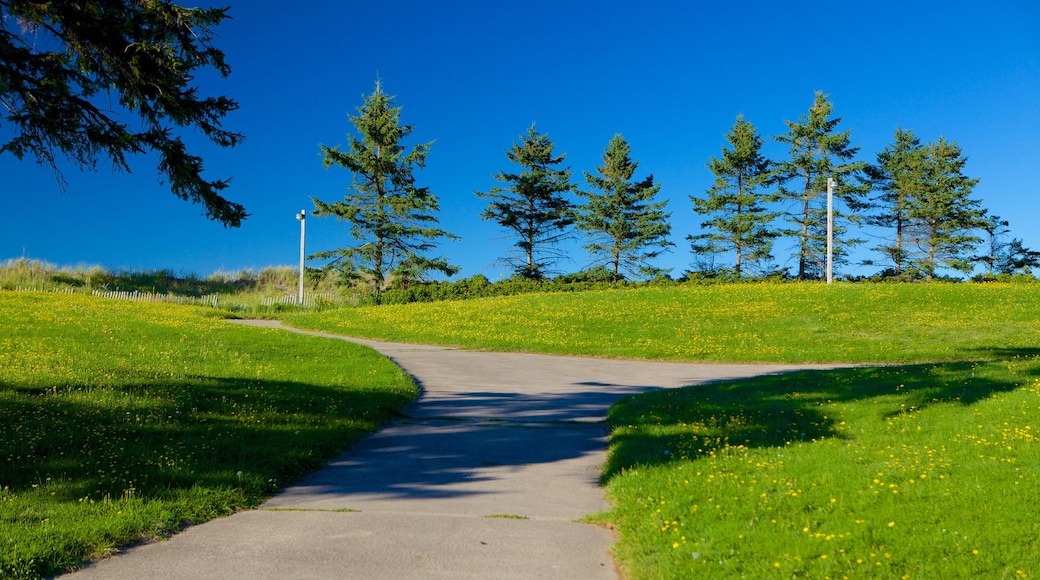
[826,178,836,284]
[296,210,306,305]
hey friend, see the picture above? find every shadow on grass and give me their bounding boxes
[602,360,1037,482]
[0,375,415,503]
[0,372,417,578]
[961,346,1040,359]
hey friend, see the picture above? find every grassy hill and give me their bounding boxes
[4,281,1039,578]
[286,282,1040,363]
[286,281,1040,579]
[0,292,416,578]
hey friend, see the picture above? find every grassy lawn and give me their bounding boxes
[286,281,1040,578]
[285,282,1040,363]
[0,292,417,578]
[600,361,1040,579]
[5,283,1039,578]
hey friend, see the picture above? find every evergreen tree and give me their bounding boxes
[0,1,245,225]
[311,81,459,304]
[996,239,1040,276]
[972,215,1040,276]
[575,135,673,281]
[772,92,868,279]
[864,128,928,277]
[690,115,777,277]
[477,126,574,279]
[905,138,985,278]
[974,214,1011,276]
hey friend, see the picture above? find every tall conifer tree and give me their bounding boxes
[772,92,867,279]
[690,115,777,277]
[477,126,574,279]
[575,135,673,281]
[864,128,928,277]
[971,215,1039,276]
[311,81,458,304]
[904,138,985,278]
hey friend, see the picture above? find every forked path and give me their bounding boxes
[68,320,838,579]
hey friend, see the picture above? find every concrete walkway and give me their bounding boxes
[66,321,838,579]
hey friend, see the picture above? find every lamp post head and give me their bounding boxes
[296,210,306,221]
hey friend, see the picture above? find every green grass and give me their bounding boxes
[0,292,417,578]
[285,281,1040,578]
[7,282,1040,579]
[285,282,1040,363]
[599,361,1040,579]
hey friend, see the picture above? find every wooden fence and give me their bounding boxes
[258,293,359,307]
[91,289,220,307]
[13,286,77,294]
[6,287,358,309]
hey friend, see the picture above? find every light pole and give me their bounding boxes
[296,210,306,305]
[826,178,836,285]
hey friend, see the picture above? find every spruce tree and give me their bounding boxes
[575,135,673,281]
[905,138,985,278]
[975,214,1011,276]
[864,128,928,277]
[0,1,245,225]
[772,92,867,279]
[477,126,574,279]
[690,115,777,277]
[311,81,459,304]
[995,239,1040,276]
[971,215,1040,276]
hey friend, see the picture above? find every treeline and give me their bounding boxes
[310,83,1036,302]
[689,93,1037,282]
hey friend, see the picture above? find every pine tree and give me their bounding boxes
[864,129,928,277]
[690,115,777,277]
[975,214,1011,276]
[772,92,868,279]
[905,138,985,278]
[575,135,673,281]
[0,1,245,225]
[311,81,459,304]
[477,126,574,279]
[995,239,1040,276]
[971,215,1040,276]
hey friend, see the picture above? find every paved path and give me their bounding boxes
[66,320,838,579]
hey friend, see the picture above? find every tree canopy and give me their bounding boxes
[477,125,574,279]
[311,81,458,303]
[904,138,985,278]
[864,128,928,276]
[0,0,245,226]
[772,92,867,279]
[576,134,672,281]
[691,115,777,277]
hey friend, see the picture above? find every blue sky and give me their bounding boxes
[2,0,1038,280]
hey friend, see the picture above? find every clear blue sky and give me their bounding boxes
[2,0,1038,280]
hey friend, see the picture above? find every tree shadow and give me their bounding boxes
[272,408,611,503]
[0,373,651,507]
[960,346,1040,360]
[0,375,414,504]
[602,360,1036,481]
